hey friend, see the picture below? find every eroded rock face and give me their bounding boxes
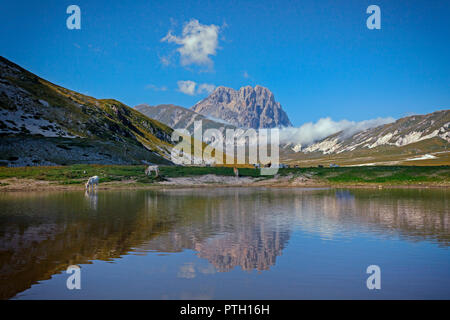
[191,85,292,129]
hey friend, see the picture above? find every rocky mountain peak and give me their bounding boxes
[191,85,292,129]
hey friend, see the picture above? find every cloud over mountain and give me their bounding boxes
[177,80,197,95]
[177,80,216,95]
[278,117,395,147]
[162,19,220,68]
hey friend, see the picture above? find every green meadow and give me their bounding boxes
[0,164,449,186]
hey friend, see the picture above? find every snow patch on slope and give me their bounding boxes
[405,154,437,161]
[303,138,341,154]
[368,132,395,148]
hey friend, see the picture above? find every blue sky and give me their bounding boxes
[1,0,449,126]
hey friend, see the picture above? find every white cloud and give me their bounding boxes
[197,83,216,94]
[177,80,197,95]
[162,19,220,68]
[177,263,196,279]
[243,71,250,78]
[205,115,233,125]
[146,84,167,91]
[159,55,170,66]
[278,117,395,146]
[177,80,216,95]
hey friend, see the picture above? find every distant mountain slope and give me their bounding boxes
[298,110,449,154]
[282,110,450,166]
[191,85,292,129]
[135,103,235,133]
[0,57,174,166]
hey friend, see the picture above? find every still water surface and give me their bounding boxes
[0,187,449,299]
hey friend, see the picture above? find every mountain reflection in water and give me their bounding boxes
[0,187,448,299]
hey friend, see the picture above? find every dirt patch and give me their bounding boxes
[0,178,79,192]
[160,174,255,186]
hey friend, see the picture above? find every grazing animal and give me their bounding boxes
[85,175,99,191]
[233,167,239,177]
[145,165,159,177]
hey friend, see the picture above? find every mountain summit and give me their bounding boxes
[191,85,292,129]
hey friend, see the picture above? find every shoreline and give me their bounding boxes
[1,176,448,192]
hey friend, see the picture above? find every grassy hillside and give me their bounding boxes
[0,56,174,166]
[282,137,450,167]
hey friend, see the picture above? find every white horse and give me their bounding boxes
[145,165,159,177]
[85,175,99,191]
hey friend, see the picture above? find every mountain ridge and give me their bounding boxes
[295,110,449,155]
[0,56,174,166]
[191,85,292,129]
[135,103,236,133]
[281,109,450,166]
[2,56,448,167]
